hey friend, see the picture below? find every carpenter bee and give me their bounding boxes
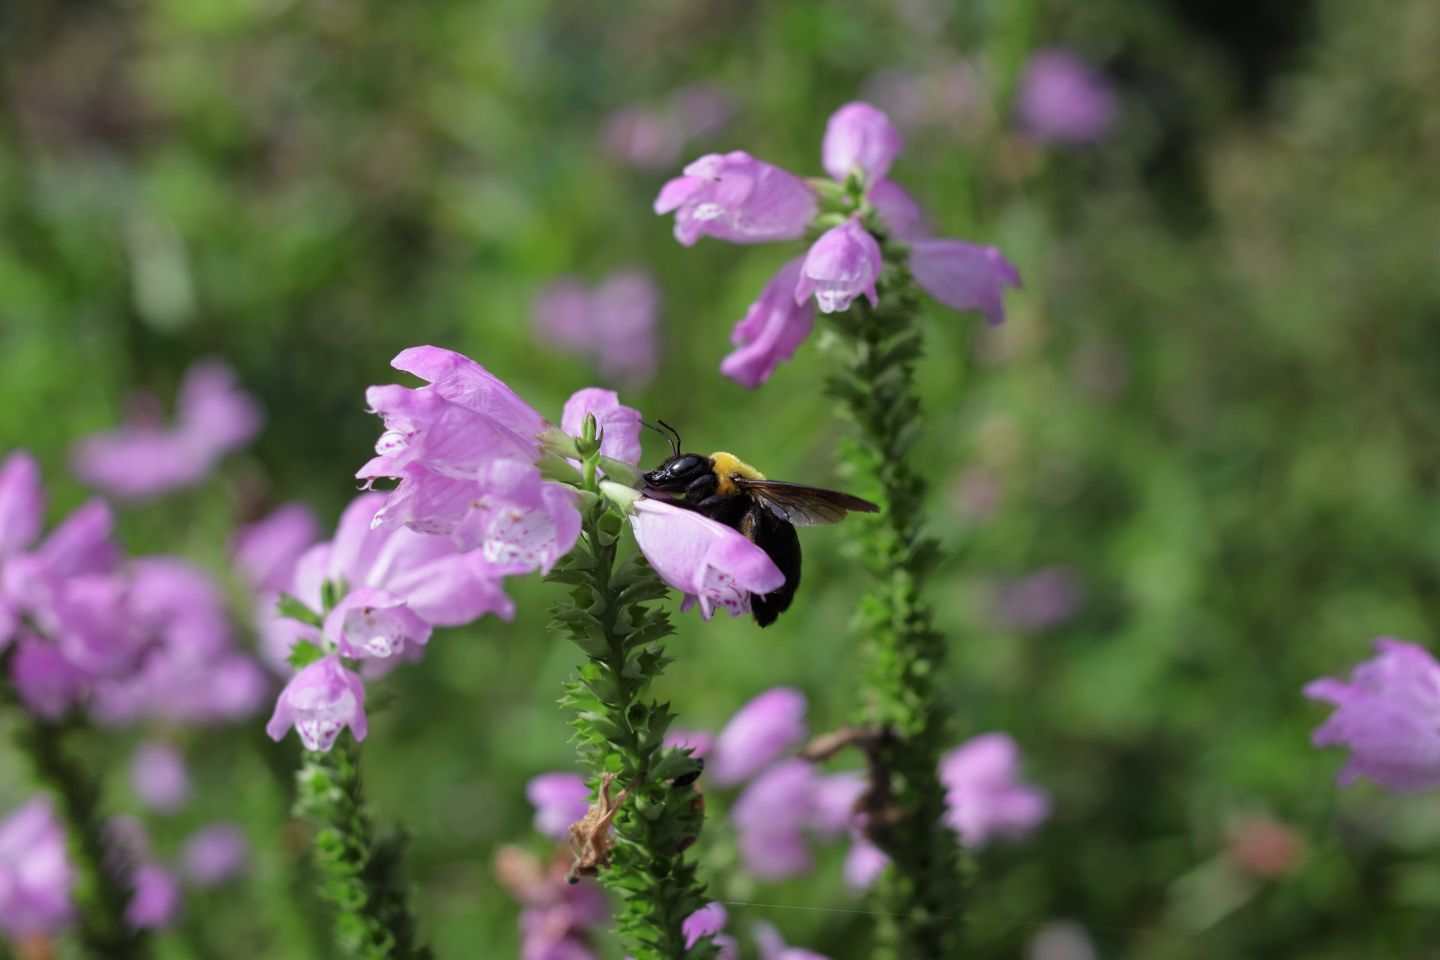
[640,420,879,627]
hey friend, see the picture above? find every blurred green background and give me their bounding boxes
[4,0,1440,956]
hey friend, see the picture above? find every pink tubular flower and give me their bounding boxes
[710,687,808,786]
[495,846,608,960]
[683,902,739,960]
[843,835,890,891]
[126,863,181,930]
[562,389,643,466]
[654,151,817,247]
[754,922,833,960]
[795,220,881,314]
[1305,638,1440,792]
[71,360,261,501]
[1016,48,1117,145]
[629,499,785,620]
[941,733,1049,847]
[0,452,43,559]
[0,797,74,938]
[130,742,190,815]
[181,824,249,888]
[721,258,815,389]
[265,656,367,752]
[231,504,320,595]
[526,773,591,843]
[602,108,682,170]
[822,102,903,184]
[359,346,546,536]
[452,461,581,576]
[534,272,661,388]
[867,180,928,243]
[732,760,818,879]
[909,239,1021,325]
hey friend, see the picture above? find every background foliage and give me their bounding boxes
[3,0,1439,956]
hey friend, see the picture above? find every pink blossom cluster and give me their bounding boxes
[265,347,786,750]
[533,270,662,387]
[1305,638,1440,792]
[600,84,737,172]
[654,102,1022,387]
[70,360,262,501]
[0,451,267,726]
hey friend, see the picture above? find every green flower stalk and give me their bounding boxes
[292,737,430,960]
[12,712,147,960]
[824,234,965,959]
[548,414,717,960]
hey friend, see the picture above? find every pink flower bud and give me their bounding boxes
[265,656,367,752]
[909,239,1021,325]
[721,258,815,389]
[795,220,882,314]
[655,151,817,247]
[822,102,903,183]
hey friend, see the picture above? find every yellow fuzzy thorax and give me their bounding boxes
[709,451,765,495]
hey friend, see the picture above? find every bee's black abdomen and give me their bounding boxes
[745,503,801,627]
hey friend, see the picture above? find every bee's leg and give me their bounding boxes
[685,473,719,500]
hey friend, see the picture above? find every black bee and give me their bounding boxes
[640,420,879,627]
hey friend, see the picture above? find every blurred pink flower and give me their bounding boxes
[534,271,661,388]
[992,566,1084,632]
[683,902,739,960]
[231,503,320,595]
[0,797,74,938]
[181,823,250,888]
[71,360,261,500]
[1224,814,1306,879]
[710,686,807,787]
[130,741,190,815]
[1016,48,1118,145]
[1305,638,1440,792]
[526,773,591,843]
[941,732,1050,847]
[909,240,1022,326]
[721,257,814,389]
[562,388,644,466]
[126,863,181,930]
[732,759,819,879]
[496,845,608,960]
[629,499,785,621]
[754,922,832,960]
[601,108,682,170]
[655,151,817,247]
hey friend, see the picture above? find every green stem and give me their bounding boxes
[549,455,715,959]
[13,715,147,960]
[292,738,430,960]
[825,251,964,959]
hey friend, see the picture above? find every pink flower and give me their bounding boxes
[795,220,881,314]
[359,346,546,535]
[909,239,1021,325]
[663,728,713,759]
[629,499,785,620]
[867,180,928,242]
[655,151,817,247]
[710,687,808,786]
[822,102,903,184]
[562,389,643,466]
[601,108,682,170]
[721,257,815,389]
[71,360,261,501]
[10,636,86,719]
[266,656,368,752]
[126,863,181,930]
[0,797,74,938]
[941,733,1049,847]
[683,902,738,960]
[495,846,608,960]
[452,461,581,577]
[231,504,320,595]
[992,566,1084,632]
[1016,48,1117,145]
[0,451,43,559]
[180,824,249,888]
[843,835,890,891]
[526,773,591,843]
[130,742,190,815]
[1305,638,1440,792]
[534,272,661,387]
[324,588,432,661]
[754,922,833,960]
[732,760,818,879]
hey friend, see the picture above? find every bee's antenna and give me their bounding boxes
[656,419,682,456]
[640,419,681,457]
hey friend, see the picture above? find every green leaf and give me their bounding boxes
[277,592,323,627]
[287,639,326,670]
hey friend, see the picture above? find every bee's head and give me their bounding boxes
[640,419,709,493]
[643,453,711,492]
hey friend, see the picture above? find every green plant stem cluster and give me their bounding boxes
[548,428,715,960]
[826,248,964,960]
[293,738,430,960]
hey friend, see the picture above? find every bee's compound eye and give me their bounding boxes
[670,455,706,477]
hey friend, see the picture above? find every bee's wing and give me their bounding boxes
[732,477,880,526]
